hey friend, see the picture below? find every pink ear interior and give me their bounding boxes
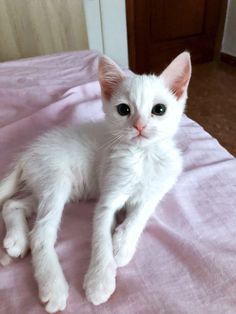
[160,52,192,100]
[99,56,124,100]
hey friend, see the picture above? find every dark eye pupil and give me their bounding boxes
[117,103,130,116]
[152,104,166,116]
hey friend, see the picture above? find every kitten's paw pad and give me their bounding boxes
[113,227,135,267]
[39,278,69,313]
[3,233,29,258]
[83,262,116,305]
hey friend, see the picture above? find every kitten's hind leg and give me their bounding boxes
[30,178,71,313]
[2,195,36,258]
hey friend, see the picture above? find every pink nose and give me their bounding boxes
[133,122,145,132]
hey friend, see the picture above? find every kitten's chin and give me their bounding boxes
[130,135,151,147]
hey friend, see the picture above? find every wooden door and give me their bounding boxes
[126,0,225,73]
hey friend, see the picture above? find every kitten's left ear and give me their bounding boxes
[160,52,192,100]
[99,56,124,100]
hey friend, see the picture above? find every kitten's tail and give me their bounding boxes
[0,165,21,209]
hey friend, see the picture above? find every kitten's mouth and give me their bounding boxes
[132,134,149,141]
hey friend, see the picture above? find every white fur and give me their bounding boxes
[0,52,191,312]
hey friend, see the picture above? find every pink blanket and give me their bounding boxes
[0,51,236,314]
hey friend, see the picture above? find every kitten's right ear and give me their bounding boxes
[99,56,124,100]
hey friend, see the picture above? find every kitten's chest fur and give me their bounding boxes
[97,141,180,200]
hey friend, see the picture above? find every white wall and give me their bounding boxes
[0,0,88,61]
[83,0,129,67]
[221,0,236,57]
[83,0,103,53]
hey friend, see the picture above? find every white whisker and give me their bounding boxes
[97,134,123,151]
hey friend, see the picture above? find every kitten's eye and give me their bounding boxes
[152,104,166,116]
[117,103,130,116]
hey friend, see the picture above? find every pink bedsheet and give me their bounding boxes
[0,50,236,314]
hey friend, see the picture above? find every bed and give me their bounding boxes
[0,50,236,314]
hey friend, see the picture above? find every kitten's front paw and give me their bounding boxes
[3,232,29,258]
[113,226,136,267]
[83,261,116,305]
[38,275,69,313]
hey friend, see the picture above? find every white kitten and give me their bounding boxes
[0,52,191,313]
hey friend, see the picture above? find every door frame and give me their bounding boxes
[83,0,129,67]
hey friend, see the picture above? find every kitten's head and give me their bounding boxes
[99,52,191,147]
